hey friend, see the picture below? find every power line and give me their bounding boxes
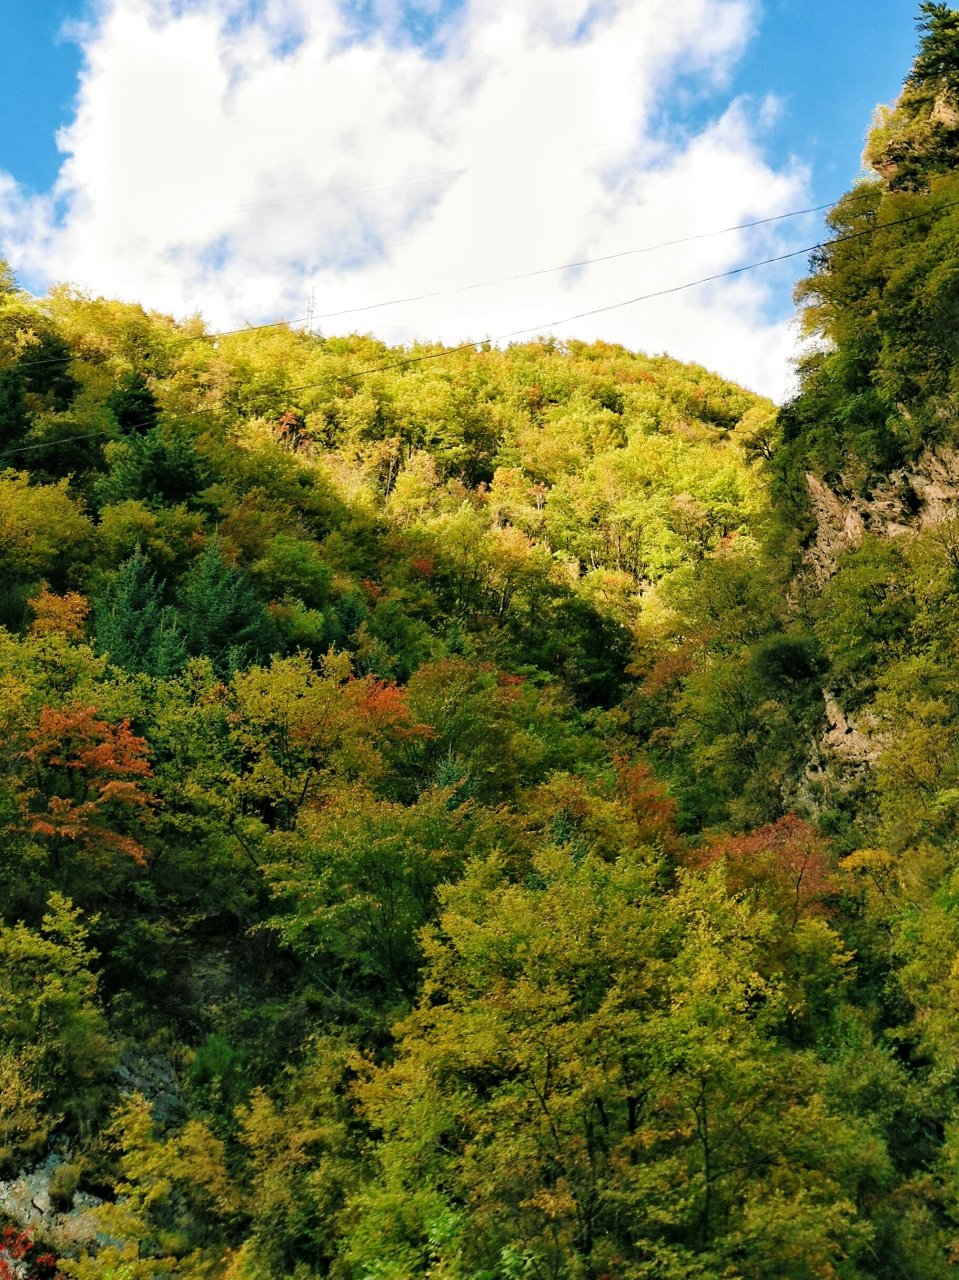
[3,192,955,458]
[1,429,115,458]
[0,323,301,457]
[286,195,959,388]
[8,315,310,375]
[308,200,841,324]
[5,198,838,375]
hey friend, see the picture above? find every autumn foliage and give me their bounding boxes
[26,585,90,641]
[353,678,434,740]
[20,705,155,865]
[3,20,959,1268]
[614,754,679,849]
[0,1227,61,1280]
[700,813,836,925]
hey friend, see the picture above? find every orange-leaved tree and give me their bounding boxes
[701,813,836,928]
[27,583,91,641]
[20,704,155,868]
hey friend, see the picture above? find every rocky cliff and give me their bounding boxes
[804,444,959,581]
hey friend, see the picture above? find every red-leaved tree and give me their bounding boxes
[20,705,155,867]
[700,814,835,927]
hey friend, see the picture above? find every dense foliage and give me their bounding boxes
[5,6,959,1277]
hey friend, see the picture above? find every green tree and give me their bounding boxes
[347,850,886,1280]
[0,895,112,1169]
[0,470,93,611]
[0,366,29,450]
[179,537,275,676]
[97,426,209,509]
[94,548,186,676]
[106,371,160,435]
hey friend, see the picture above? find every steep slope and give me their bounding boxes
[8,9,959,1279]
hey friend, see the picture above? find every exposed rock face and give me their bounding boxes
[0,1152,103,1255]
[798,690,882,816]
[820,690,881,768]
[115,1050,183,1125]
[805,445,959,580]
[0,1056,182,1264]
[866,91,959,188]
[794,448,947,805]
[932,95,959,130]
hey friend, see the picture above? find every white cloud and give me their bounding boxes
[1,0,811,398]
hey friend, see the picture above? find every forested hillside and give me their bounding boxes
[4,5,959,1279]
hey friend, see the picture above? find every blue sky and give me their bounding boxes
[730,0,919,203]
[0,1,920,202]
[0,0,930,397]
[0,1,87,194]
